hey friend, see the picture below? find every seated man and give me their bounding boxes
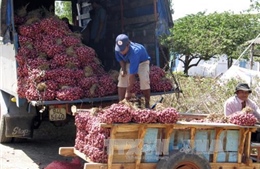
[224,83,260,142]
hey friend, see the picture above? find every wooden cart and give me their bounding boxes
[59,122,260,169]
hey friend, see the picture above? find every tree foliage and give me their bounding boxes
[55,1,72,23]
[162,12,260,75]
[248,0,260,12]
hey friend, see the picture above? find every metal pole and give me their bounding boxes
[233,33,260,65]
[249,44,255,86]
[250,44,254,70]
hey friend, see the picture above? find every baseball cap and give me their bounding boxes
[235,83,252,93]
[115,34,130,52]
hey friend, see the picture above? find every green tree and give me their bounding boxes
[55,1,72,23]
[248,0,260,12]
[162,12,260,75]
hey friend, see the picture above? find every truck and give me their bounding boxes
[0,0,175,142]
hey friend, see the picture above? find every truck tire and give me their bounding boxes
[156,158,168,169]
[158,152,211,169]
[0,114,12,143]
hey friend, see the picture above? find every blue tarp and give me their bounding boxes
[156,0,172,36]
[3,0,12,44]
[122,0,173,36]
[6,0,11,26]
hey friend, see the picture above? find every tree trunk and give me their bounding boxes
[227,57,233,69]
[183,55,190,76]
[180,55,201,76]
[184,64,189,76]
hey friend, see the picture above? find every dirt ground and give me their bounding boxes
[0,119,81,169]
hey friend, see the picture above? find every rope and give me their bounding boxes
[233,33,260,65]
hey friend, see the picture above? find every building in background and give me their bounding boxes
[172,55,260,77]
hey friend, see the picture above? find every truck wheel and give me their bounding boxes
[0,114,12,143]
[163,152,211,169]
[156,158,168,169]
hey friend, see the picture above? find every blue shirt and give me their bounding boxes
[90,7,106,39]
[115,42,151,74]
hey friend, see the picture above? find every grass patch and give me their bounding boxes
[153,72,260,115]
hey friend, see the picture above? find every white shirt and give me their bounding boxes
[224,96,260,121]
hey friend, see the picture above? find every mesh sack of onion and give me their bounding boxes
[74,108,110,163]
[15,8,117,101]
[74,101,180,162]
[44,157,82,169]
[229,107,257,126]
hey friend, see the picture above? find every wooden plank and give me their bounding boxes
[250,127,258,132]
[178,113,208,120]
[237,128,245,163]
[100,123,259,130]
[84,163,157,169]
[114,131,139,139]
[82,2,91,8]
[82,162,260,169]
[77,13,90,20]
[157,128,163,155]
[115,124,140,132]
[74,148,95,163]
[113,149,136,163]
[59,147,77,157]
[108,126,117,169]
[210,163,260,169]
[245,131,252,165]
[213,128,223,163]
[113,136,139,151]
[190,128,196,149]
[175,122,259,129]
[135,125,147,169]
[76,3,82,27]
[101,123,139,128]
[238,128,249,163]
[113,143,137,151]
[162,125,174,155]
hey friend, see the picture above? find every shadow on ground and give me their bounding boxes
[1,118,80,169]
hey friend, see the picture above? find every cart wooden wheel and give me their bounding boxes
[156,152,211,169]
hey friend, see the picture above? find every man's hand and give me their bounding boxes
[119,61,127,77]
[125,92,136,100]
[127,74,136,92]
[120,69,127,77]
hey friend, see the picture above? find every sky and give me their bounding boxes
[172,0,252,20]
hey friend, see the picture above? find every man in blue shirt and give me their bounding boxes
[115,34,151,108]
